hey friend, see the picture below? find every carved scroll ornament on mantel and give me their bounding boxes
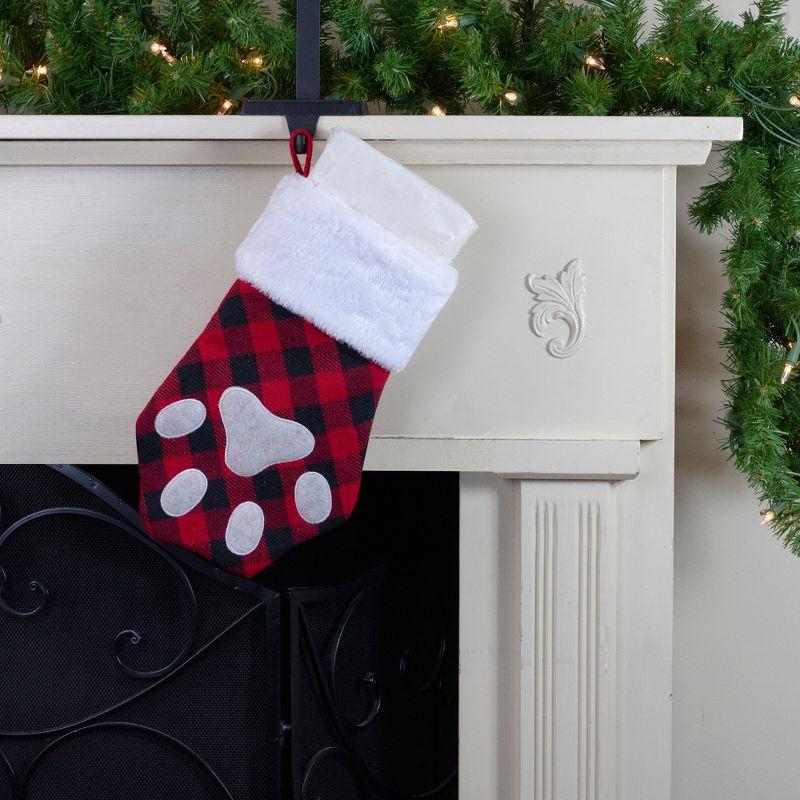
[525,258,586,358]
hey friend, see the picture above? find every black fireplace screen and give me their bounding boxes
[0,465,458,800]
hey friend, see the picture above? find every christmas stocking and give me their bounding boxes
[136,129,476,577]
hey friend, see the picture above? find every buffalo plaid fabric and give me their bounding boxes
[137,279,389,577]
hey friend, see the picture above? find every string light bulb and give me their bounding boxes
[242,54,265,69]
[503,89,519,105]
[26,64,48,79]
[781,322,800,384]
[584,53,606,71]
[435,12,475,30]
[436,14,460,29]
[217,98,234,115]
[761,509,776,525]
[655,54,672,64]
[788,92,800,109]
[148,41,176,65]
[428,103,446,116]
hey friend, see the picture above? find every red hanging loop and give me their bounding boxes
[289,129,314,177]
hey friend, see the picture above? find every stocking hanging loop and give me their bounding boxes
[289,129,314,177]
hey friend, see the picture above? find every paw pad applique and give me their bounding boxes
[219,386,314,476]
[156,388,332,556]
[225,501,265,556]
[160,468,208,517]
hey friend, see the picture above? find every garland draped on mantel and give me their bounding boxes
[3,0,800,550]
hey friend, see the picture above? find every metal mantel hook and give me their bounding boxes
[241,0,364,154]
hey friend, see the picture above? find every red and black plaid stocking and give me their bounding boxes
[136,129,476,577]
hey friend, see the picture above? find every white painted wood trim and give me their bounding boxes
[459,474,516,800]
[0,115,742,167]
[0,139,721,166]
[459,476,620,800]
[364,438,639,479]
[516,481,618,800]
[458,172,678,800]
[0,114,743,142]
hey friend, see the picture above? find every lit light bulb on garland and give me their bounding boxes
[584,53,606,71]
[435,12,476,31]
[217,98,235,115]
[148,41,175,65]
[781,322,800,384]
[242,54,265,69]
[760,500,789,525]
[503,89,519,105]
[26,64,48,79]
[428,103,446,116]
[788,92,800,109]
[655,54,672,64]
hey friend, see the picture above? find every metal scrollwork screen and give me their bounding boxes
[0,466,458,800]
[0,464,278,800]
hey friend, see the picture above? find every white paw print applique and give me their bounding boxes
[154,387,333,557]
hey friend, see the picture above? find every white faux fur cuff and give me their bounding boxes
[311,129,477,264]
[235,174,459,372]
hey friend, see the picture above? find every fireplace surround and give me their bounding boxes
[0,115,744,799]
[0,465,458,800]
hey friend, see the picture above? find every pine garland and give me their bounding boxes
[3,0,800,545]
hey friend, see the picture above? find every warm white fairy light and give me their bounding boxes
[149,41,176,65]
[435,11,474,30]
[782,331,800,384]
[761,509,776,525]
[218,98,234,115]
[242,54,265,69]
[428,103,446,116]
[789,92,800,109]
[655,54,672,64]
[584,53,605,70]
[503,89,519,105]
[26,64,48,79]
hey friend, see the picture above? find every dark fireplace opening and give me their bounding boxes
[0,466,458,800]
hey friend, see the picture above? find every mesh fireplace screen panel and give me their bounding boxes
[0,465,276,800]
[288,570,457,800]
[0,466,458,800]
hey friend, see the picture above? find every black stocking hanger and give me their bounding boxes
[242,0,364,154]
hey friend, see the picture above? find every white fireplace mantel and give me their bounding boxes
[0,115,742,800]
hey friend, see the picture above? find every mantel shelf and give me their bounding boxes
[0,114,742,166]
[0,114,742,141]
